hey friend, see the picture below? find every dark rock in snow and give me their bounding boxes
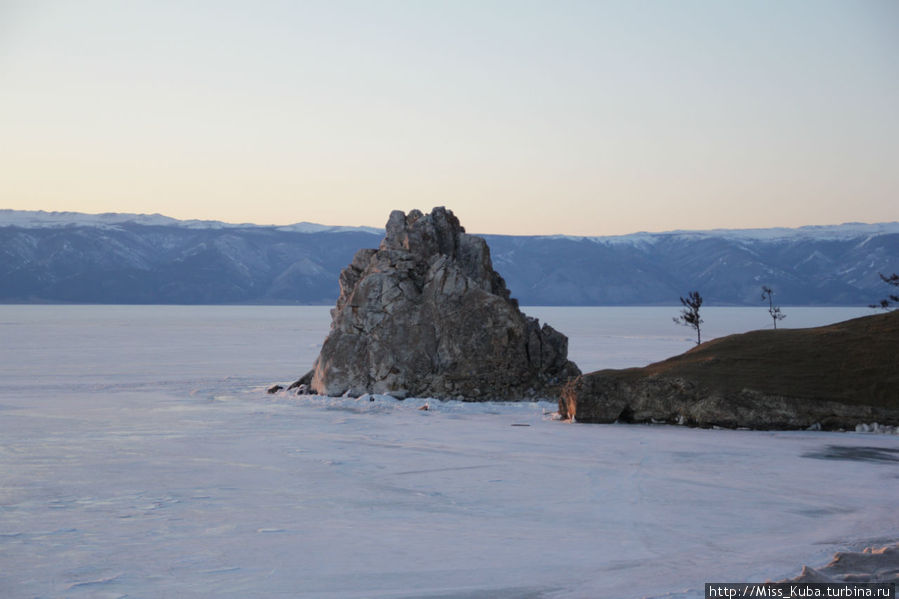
[266,384,284,394]
[287,370,313,390]
[778,543,899,583]
[307,207,580,400]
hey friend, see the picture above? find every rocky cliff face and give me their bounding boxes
[563,310,899,429]
[309,207,580,399]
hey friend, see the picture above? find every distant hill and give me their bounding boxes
[1,210,897,306]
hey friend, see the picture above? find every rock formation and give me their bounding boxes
[563,310,899,429]
[306,207,580,399]
[779,544,899,583]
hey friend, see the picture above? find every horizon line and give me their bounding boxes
[2,207,898,239]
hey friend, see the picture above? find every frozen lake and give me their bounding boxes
[0,305,896,598]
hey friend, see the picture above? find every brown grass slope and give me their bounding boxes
[626,309,899,408]
[570,310,899,428]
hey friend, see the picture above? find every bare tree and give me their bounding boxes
[673,291,703,345]
[761,285,786,329]
[870,273,899,310]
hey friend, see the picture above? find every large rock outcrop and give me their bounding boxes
[563,310,899,429]
[307,207,580,400]
[779,544,899,583]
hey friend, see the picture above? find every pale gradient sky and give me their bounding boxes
[1,0,897,235]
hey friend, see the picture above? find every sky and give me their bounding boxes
[1,0,897,236]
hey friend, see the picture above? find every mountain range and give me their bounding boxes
[1,210,897,306]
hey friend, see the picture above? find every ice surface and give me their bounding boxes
[0,306,895,598]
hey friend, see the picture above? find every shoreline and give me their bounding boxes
[779,543,899,583]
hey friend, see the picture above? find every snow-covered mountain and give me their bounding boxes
[561,221,899,245]
[0,209,382,234]
[1,210,896,305]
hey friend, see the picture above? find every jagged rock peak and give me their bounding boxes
[307,207,580,400]
[382,207,462,253]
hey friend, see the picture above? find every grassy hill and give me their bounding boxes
[570,310,899,428]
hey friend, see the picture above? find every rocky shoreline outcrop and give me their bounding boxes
[779,544,899,583]
[303,207,580,400]
[563,310,899,429]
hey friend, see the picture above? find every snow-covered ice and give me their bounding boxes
[0,305,895,598]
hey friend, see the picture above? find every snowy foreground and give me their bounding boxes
[1,306,896,598]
